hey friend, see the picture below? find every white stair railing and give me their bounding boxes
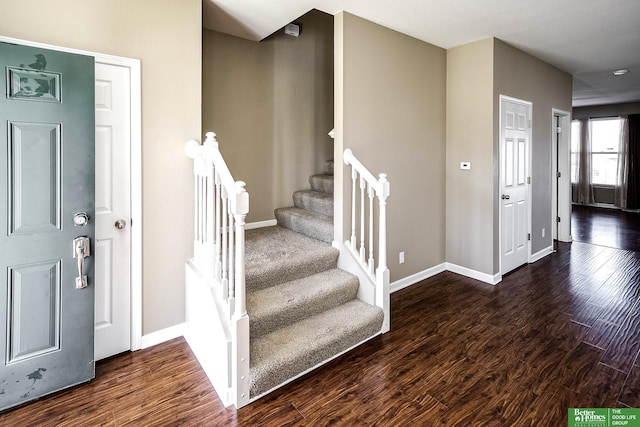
[343,148,390,332]
[185,132,250,407]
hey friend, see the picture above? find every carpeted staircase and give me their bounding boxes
[245,161,384,398]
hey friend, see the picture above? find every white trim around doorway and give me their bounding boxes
[552,108,572,243]
[0,35,143,352]
[498,94,533,275]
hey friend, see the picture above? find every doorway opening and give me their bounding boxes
[0,35,143,358]
[552,109,572,251]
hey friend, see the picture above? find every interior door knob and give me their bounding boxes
[114,219,127,229]
[501,194,510,200]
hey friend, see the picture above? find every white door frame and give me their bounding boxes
[0,35,143,352]
[499,94,533,275]
[552,108,572,243]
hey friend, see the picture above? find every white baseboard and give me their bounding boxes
[388,261,502,293]
[445,263,501,285]
[390,263,446,293]
[246,219,277,230]
[141,323,186,350]
[530,245,554,263]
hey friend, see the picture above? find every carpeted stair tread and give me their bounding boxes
[249,299,384,397]
[309,174,334,194]
[247,268,358,339]
[293,190,334,217]
[275,207,333,243]
[245,226,338,291]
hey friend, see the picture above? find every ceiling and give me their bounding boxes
[203,0,640,107]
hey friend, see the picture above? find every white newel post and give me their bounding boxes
[376,173,390,333]
[232,180,250,407]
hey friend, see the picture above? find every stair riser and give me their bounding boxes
[246,254,337,292]
[249,273,358,338]
[293,191,334,217]
[249,300,384,398]
[324,160,334,175]
[309,175,334,194]
[275,208,333,244]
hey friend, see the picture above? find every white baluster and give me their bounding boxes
[359,175,366,262]
[368,183,375,274]
[228,209,235,317]
[195,175,201,244]
[205,164,213,245]
[205,168,214,276]
[350,167,357,250]
[221,186,229,300]
[214,171,222,281]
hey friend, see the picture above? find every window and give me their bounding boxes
[570,117,622,186]
[590,118,621,185]
[570,120,580,184]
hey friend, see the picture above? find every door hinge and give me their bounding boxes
[527,177,531,184]
[557,172,561,178]
[557,126,562,134]
[527,233,531,241]
[557,216,561,223]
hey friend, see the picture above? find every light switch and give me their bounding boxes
[460,162,471,170]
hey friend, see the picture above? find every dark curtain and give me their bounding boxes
[628,114,640,209]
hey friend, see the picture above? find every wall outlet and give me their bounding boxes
[460,161,471,170]
[399,251,405,264]
[542,228,545,238]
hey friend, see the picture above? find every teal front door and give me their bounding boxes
[0,42,95,411]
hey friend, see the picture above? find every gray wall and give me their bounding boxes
[493,39,573,260]
[445,38,572,276]
[446,39,495,275]
[573,102,640,119]
[335,12,447,282]
[0,0,202,334]
[202,10,334,223]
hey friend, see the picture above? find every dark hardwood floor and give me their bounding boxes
[572,204,640,252]
[2,241,640,426]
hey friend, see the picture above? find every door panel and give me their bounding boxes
[8,260,61,363]
[501,98,531,274]
[8,122,62,234]
[0,42,95,411]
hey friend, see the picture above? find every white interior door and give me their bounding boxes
[500,97,531,274]
[94,62,132,360]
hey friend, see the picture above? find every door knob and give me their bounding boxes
[73,212,90,227]
[501,194,510,200]
[114,219,127,229]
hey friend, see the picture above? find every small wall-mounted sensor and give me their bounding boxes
[460,162,472,170]
[285,23,300,37]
